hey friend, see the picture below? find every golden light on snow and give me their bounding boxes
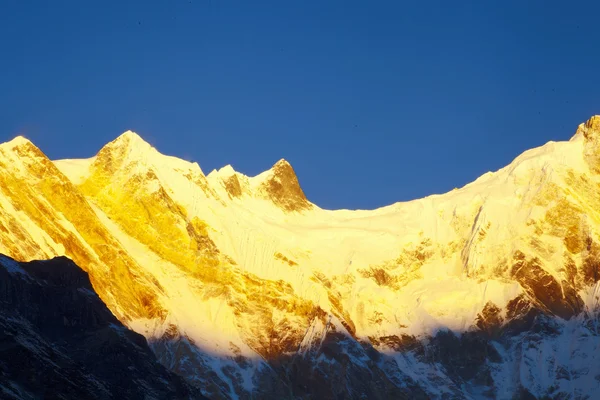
[1,117,600,394]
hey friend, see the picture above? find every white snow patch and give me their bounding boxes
[53,157,96,184]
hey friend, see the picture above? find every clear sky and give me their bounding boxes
[1,1,599,209]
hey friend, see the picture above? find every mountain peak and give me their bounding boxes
[577,115,600,173]
[573,115,600,140]
[259,158,312,212]
[217,164,236,177]
[0,135,48,164]
[274,158,291,168]
[270,158,296,178]
[4,135,32,147]
[582,115,600,138]
[111,130,151,149]
[0,135,35,152]
[93,131,155,173]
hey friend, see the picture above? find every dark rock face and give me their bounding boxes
[251,330,429,400]
[0,254,203,400]
[424,330,500,389]
[511,251,584,319]
[223,174,243,198]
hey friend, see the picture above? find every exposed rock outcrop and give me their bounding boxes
[259,159,313,212]
[578,115,600,173]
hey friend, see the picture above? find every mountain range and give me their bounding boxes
[1,116,600,399]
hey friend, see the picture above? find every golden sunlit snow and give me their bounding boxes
[1,117,600,396]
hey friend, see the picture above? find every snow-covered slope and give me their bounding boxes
[1,116,600,398]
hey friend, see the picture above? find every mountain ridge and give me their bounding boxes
[1,116,600,398]
[12,115,600,212]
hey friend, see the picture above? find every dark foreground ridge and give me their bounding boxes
[0,254,204,400]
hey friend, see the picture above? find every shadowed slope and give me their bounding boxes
[0,253,203,400]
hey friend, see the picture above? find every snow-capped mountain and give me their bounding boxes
[1,117,600,398]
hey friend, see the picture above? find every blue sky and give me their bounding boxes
[1,1,599,209]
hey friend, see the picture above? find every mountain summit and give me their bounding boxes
[256,158,312,212]
[93,130,158,173]
[1,117,600,398]
[577,115,600,173]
